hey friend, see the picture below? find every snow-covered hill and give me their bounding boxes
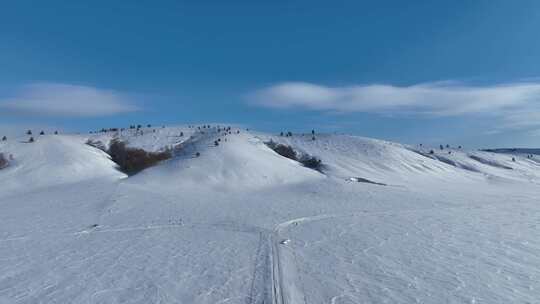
[256,132,540,186]
[0,134,124,198]
[85,126,540,187]
[1,126,539,303]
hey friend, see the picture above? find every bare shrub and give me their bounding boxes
[299,155,323,172]
[265,140,324,172]
[108,140,171,175]
[85,139,107,151]
[266,141,297,160]
[0,153,8,169]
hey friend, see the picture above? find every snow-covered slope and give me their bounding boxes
[0,134,124,198]
[1,126,539,304]
[82,126,540,187]
[88,125,197,152]
[256,133,540,186]
[131,129,323,191]
[257,134,473,184]
[411,146,540,184]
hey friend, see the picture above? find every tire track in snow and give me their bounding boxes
[245,232,272,304]
[267,203,503,304]
[271,219,310,304]
[0,202,496,304]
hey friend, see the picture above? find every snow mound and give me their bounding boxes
[130,128,324,191]
[0,135,124,197]
[255,133,540,186]
[256,134,485,186]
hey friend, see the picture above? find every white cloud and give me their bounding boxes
[500,110,540,129]
[249,81,540,132]
[250,81,540,115]
[0,83,139,117]
[528,129,540,137]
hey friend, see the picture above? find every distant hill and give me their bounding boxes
[481,148,540,155]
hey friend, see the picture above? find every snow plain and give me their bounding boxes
[1,126,539,303]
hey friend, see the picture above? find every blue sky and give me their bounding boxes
[2,1,540,147]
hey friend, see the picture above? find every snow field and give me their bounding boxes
[1,126,539,303]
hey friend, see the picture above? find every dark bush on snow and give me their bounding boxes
[0,153,8,169]
[108,140,171,175]
[86,139,107,151]
[0,153,8,168]
[266,141,297,160]
[273,144,297,160]
[299,155,323,171]
[265,140,324,172]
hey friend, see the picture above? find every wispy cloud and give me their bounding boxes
[0,83,139,117]
[249,81,540,115]
[500,110,540,129]
[248,81,540,132]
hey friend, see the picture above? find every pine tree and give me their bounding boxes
[29,137,34,143]
[40,131,45,135]
[27,130,32,135]
[2,136,6,141]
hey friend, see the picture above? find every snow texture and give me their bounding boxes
[1,126,539,303]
